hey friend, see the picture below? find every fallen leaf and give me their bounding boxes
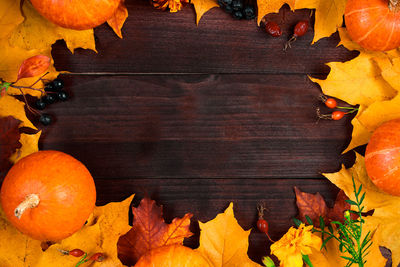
[0,0,24,40]
[17,55,50,81]
[257,0,346,43]
[191,0,219,25]
[9,1,96,54]
[0,95,36,129]
[0,116,21,174]
[295,0,346,44]
[117,197,193,266]
[196,203,262,267]
[294,186,328,226]
[9,131,41,164]
[327,190,355,223]
[107,0,128,39]
[0,204,43,267]
[324,154,400,266]
[38,195,134,266]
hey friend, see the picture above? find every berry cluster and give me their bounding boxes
[34,78,69,126]
[317,95,359,121]
[218,0,256,20]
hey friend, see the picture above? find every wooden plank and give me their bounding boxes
[94,177,340,263]
[51,2,357,74]
[37,74,355,179]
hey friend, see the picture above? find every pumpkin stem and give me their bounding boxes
[389,0,400,12]
[14,194,40,219]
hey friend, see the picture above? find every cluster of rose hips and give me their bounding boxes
[317,95,359,121]
[58,248,104,266]
[263,19,309,50]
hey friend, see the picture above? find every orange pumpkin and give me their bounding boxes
[30,0,121,30]
[365,118,400,196]
[0,150,96,241]
[135,245,212,267]
[345,0,400,51]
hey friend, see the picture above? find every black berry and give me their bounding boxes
[218,0,224,7]
[222,0,232,6]
[232,10,243,19]
[232,0,243,11]
[45,82,55,92]
[44,93,56,104]
[57,90,69,101]
[52,78,64,90]
[243,5,255,19]
[224,5,233,13]
[35,99,46,110]
[39,114,52,126]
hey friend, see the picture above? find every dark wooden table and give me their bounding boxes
[40,1,358,263]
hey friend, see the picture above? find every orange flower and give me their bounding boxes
[270,224,322,267]
[150,0,189,12]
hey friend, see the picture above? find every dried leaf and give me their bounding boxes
[107,0,128,39]
[0,116,21,173]
[9,131,41,164]
[196,203,262,267]
[257,0,346,43]
[0,0,24,40]
[327,190,354,223]
[324,154,400,266]
[9,1,96,54]
[0,205,43,266]
[294,186,328,226]
[191,0,219,25]
[37,195,134,266]
[17,55,50,81]
[117,197,193,266]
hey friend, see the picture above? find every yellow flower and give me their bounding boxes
[270,224,322,267]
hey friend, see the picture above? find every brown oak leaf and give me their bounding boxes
[0,116,21,174]
[117,197,193,266]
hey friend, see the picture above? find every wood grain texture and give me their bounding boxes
[51,1,358,75]
[38,74,355,179]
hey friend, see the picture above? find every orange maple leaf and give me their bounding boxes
[117,197,193,266]
[107,0,128,39]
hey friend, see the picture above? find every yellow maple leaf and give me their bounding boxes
[9,132,41,164]
[191,0,219,25]
[196,203,262,267]
[0,0,24,40]
[37,195,134,266]
[107,0,128,39]
[0,95,35,129]
[295,0,346,44]
[9,1,96,54]
[0,205,43,267]
[257,0,345,44]
[323,154,400,266]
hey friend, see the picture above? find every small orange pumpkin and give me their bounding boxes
[365,118,400,196]
[0,150,96,241]
[30,0,121,30]
[135,245,212,267]
[345,0,400,51]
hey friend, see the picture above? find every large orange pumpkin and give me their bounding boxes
[345,0,400,51]
[135,245,212,267]
[365,118,400,196]
[0,150,96,241]
[30,0,121,30]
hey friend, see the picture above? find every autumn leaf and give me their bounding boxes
[9,131,41,164]
[327,190,355,223]
[324,154,400,266]
[117,197,193,266]
[107,0,128,39]
[37,195,134,266]
[0,205,43,267]
[196,203,262,267]
[257,0,346,43]
[191,0,219,25]
[294,186,328,226]
[17,55,50,81]
[9,1,96,54]
[0,0,24,40]
[0,116,21,174]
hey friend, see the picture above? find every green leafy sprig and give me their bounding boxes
[294,177,372,267]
